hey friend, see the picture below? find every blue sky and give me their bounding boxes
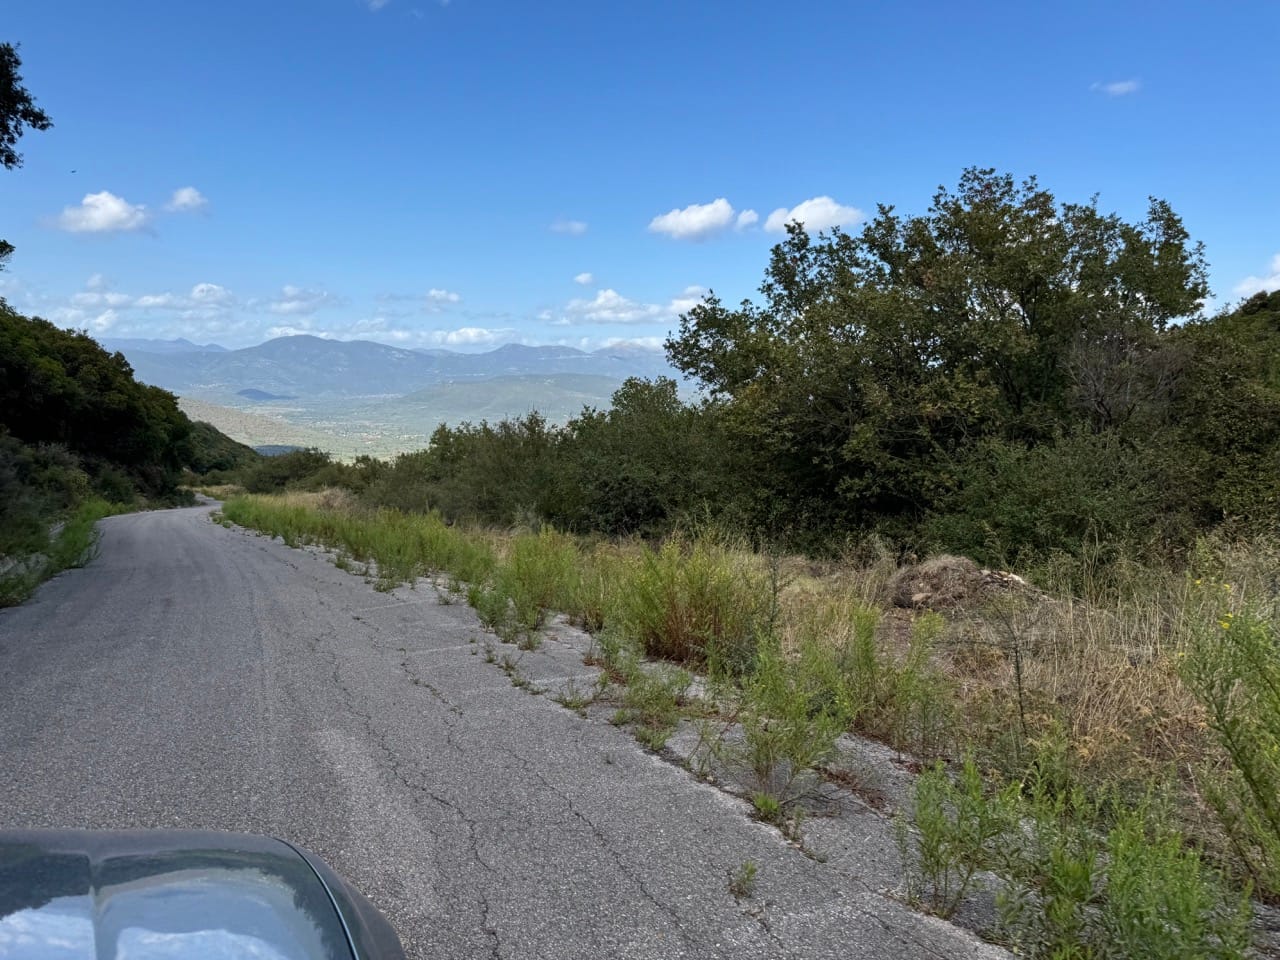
[2,0,1277,350]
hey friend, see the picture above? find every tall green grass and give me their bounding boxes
[0,498,125,606]
[221,493,1276,954]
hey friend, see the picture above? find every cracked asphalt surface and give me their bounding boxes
[0,505,1008,958]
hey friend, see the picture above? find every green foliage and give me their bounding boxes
[926,429,1177,570]
[365,414,562,524]
[739,640,851,812]
[0,42,51,173]
[614,537,768,671]
[0,42,52,272]
[241,448,339,493]
[184,420,261,474]
[616,663,691,750]
[0,498,125,606]
[499,528,580,632]
[1182,603,1280,898]
[728,860,758,899]
[0,303,217,500]
[900,756,1252,957]
[897,757,1018,918]
[221,497,498,591]
[554,378,731,535]
[667,169,1208,538]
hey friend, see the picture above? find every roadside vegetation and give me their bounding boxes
[0,303,260,604]
[206,171,1280,956]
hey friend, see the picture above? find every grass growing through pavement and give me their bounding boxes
[221,491,1280,955]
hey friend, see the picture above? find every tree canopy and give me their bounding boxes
[0,41,52,271]
[666,168,1211,537]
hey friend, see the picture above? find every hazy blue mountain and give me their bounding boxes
[107,334,678,400]
[102,337,228,355]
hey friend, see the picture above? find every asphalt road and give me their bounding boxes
[0,505,1006,959]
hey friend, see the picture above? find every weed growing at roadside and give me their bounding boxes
[738,639,850,816]
[728,860,758,900]
[1182,601,1280,898]
[616,537,768,672]
[896,757,1017,918]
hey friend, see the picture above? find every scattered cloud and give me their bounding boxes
[70,281,234,313]
[191,282,232,304]
[764,195,863,233]
[367,0,391,10]
[165,186,208,213]
[550,218,589,235]
[57,191,149,233]
[1234,253,1280,297]
[668,285,707,315]
[574,272,594,286]
[1091,79,1140,96]
[427,288,461,303]
[598,335,665,351]
[268,285,342,316]
[648,198,737,241]
[425,326,513,346]
[736,209,759,229]
[564,289,665,324]
[560,285,706,325]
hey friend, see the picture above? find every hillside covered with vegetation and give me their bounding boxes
[205,171,1280,956]
[0,300,258,601]
[230,171,1280,579]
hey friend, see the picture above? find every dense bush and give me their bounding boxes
[210,174,1280,576]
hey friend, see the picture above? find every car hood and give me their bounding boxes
[0,830,355,960]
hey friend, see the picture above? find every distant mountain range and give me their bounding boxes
[102,335,678,400]
[106,335,684,458]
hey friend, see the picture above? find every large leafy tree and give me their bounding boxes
[1,42,52,270]
[666,169,1209,531]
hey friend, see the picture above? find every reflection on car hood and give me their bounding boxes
[0,830,354,960]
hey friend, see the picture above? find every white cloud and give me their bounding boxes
[190,282,232,304]
[426,326,513,346]
[764,195,863,233]
[736,209,759,229]
[560,285,706,326]
[599,336,665,350]
[668,285,707,315]
[550,219,588,235]
[427,288,461,303]
[368,0,391,9]
[574,272,594,286]
[268,285,341,316]
[86,273,108,290]
[133,293,180,309]
[648,198,737,241]
[69,281,235,313]
[1234,253,1280,297]
[57,191,149,233]
[165,186,208,213]
[89,309,120,333]
[71,290,134,308]
[565,289,665,324]
[1091,79,1140,96]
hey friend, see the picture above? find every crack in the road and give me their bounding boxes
[486,737,705,953]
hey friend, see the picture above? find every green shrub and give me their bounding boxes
[1182,602,1280,898]
[739,640,851,812]
[926,429,1175,572]
[615,537,767,671]
[898,757,1020,918]
[901,757,1253,956]
[499,528,580,631]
